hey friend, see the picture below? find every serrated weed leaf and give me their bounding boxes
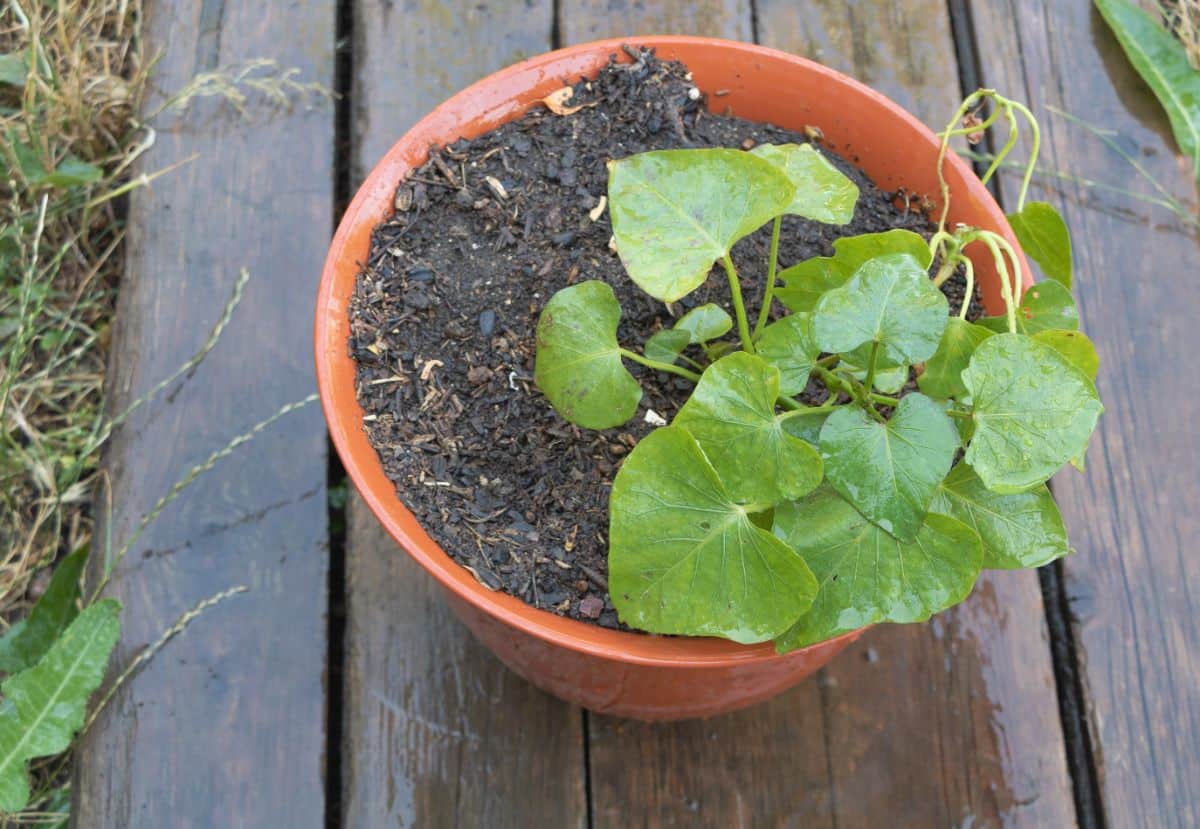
[0,547,87,676]
[1008,202,1073,289]
[674,353,823,505]
[756,313,820,395]
[813,252,949,364]
[776,229,932,313]
[979,279,1078,335]
[534,280,641,429]
[933,464,1070,569]
[1033,329,1099,381]
[820,393,959,541]
[772,487,982,650]
[607,149,793,301]
[0,599,121,812]
[609,427,817,643]
[1095,0,1200,185]
[644,328,691,364]
[963,333,1103,493]
[675,303,732,344]
[918,318,995,400]
[749,143,859,224]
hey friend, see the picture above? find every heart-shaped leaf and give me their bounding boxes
[643,328,691,364]
[1008,201,1072,289]
[607,149,793,301]
[917,318,995,400]
[776,229,932,313]
[781,408,833,447]
[674,353,823,505]
[756,312,820,395]
[772,486,982,650]
[675,303,732,343]
[840,342,909,393]
[749,143,859,224]
[932,463,1069,569]
[963,333,1104,493]
[820,392,959,541]
[609,426,818,643]
[979,280,1078,335]
[534,280,641,429]
[813,253,949,365]
[1033,329,1099,381]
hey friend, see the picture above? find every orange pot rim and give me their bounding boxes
[315,35,1031,670]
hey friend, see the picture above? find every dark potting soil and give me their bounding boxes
[349,47,982,630]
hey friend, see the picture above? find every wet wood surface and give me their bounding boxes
[78,0,1200,826]
[70,0,335,827]
[973,1,1200,826]
[341,3,588,827]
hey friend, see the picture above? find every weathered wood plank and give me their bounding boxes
[71,1,334,826]
[561,0,752,43]
[973,2,1200,825]
[342,3,587,826]
[577,3,1076,826]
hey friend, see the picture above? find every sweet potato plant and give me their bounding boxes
[534,90,1102,650]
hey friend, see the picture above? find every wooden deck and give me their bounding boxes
[72,1,1199,827]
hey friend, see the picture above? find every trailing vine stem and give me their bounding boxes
[722,254,756,354]
[754,215,784,341]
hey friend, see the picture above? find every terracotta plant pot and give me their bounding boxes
[315,36,1031,721]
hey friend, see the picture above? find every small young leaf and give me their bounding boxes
[0,599,121,812]
[42,156,103,189]
[819,392,959,541]
[839,343,909,394]
[1094,0,1200,186]
[643,328,691,364]
[777,229,932,313]
[1008,202,1072,289]
[0,53,26,88]
[534,280,641,429]
[756,312,820,395]
[813,252,949,364]
[0,547,88,675]
[781,409,831,447]
[963,334,1104,493]
[674,353,823,505]
[917,318,995,400]
[932,464,1070,569]
[979,280,1078,335]
[674,303,733,344]
[607,149,793,301]
[772,487,982,650]
[609,426,817,643]
[1033,329,1099,381]
[749,143,859,224]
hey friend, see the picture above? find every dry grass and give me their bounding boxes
[1166,0,1200,69]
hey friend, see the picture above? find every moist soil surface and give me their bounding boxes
[349,48,980,630]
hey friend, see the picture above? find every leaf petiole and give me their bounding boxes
[753,216,783,341]
[619,348,702,382]
[721,254,756,354]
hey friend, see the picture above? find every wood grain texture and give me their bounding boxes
[344,3,587,826]
[972,2,1200,825]
[561,0,752,43]
[342,495,587,828]
[580,3,1076,826]
[70,1,334,827]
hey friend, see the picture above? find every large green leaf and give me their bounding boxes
[534,280,641,429]
[819,392,959,541]
[675,303,733,343]
[963,334,1104,493]
[813,252,949,365]
[979,280,1078,335]
[917,318,995,400]
[772,487,982,650]
[756,312,820,395]
[673,353,823,505]
[607,149,793,301]
[749,143,858,224]
[1033,329,1099,381]
[1095,0,1200,186]
[932,464,1069,569]
[0,548,88,676]
[777,229,932,313]
[1008,202,1072,289]
[0,599,121,812]
[609,426,817,643]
